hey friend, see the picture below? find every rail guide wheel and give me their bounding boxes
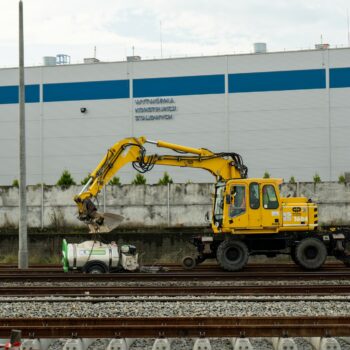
[182,256,197,270]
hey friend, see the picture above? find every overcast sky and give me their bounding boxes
[0,0,349,67]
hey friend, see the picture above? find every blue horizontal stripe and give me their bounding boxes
[4,66,349,105]
[330,67,350,88]
[0,84,39,104]
[133,74,225,98]
[229,69,326,93]
[43,80,129,102]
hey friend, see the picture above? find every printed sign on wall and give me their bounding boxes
[134,97,177,121]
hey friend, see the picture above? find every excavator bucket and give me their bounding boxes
[88,213,124,233]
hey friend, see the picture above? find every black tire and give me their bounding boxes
[85,263,107,274]
[295,238,327,270]
[182,256,197,270]
[290,247,300,266]
[217,240,249,271]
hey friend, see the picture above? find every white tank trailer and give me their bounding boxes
[62,239,139,273]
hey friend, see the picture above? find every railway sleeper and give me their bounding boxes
[304,337,341,350]
[185,229,350,271]
[14,337,345,350]
[270,337,297,350]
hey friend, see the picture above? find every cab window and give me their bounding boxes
[213,184,225,221]
[262,185,279,209]
[229,185,246,218]
[249,182,260,209]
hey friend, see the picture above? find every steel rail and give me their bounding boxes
[1,271,350,281]
[0,262,346,268]
[2,284,350,296]
[1,296,349,302]
[0,263,346,274]
[0,317,350,337]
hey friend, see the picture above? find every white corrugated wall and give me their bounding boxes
[0,48,349,185]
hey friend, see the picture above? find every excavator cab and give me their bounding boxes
[212,178,318,235]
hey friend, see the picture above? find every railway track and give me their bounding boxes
[1,271,350,281]
[2,296,349,302]
[1,316,350,337]
[0,262,347,271]
[1,264,350,339]
[2,284,350,296]
[0,263,349,305]
[1,264,350,281]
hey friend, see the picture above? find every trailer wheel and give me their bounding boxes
[295,238,327,270]
[85,262,107,274]
[217,240,249,271]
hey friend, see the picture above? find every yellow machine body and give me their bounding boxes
[74,136,317,235]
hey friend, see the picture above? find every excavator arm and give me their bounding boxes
[74,136,247,232]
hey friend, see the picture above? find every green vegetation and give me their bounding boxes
[0,253,61,264]
[339,174,346,184]
[313,173,321,184]
[12,179,19,188]
[33,183,45,189]
[289,176,296,184]
[109,176,122,186]
[263,171,270,179]
[80,174,90,185]
[57,170,76,187]
[131,173,147,185]
[0,254,17,264]
[158,172,173,185]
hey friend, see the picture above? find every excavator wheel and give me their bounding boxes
[216,240,249,272]
[182,256,197,270]
[290,246,300,266]
[295,237,327,270]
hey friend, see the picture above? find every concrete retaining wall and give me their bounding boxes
[0,182,350,230]
[0,229,201,264]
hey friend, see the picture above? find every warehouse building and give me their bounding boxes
[0,47,349,185]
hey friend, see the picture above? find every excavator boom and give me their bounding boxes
[74,136,247,232]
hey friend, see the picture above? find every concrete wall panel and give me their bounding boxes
[0,183,349,229]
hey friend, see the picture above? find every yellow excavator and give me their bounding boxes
[74,136,350,271]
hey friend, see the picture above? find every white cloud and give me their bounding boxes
[0,0,349,67]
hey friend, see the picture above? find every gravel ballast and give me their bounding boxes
[1,298,350,317]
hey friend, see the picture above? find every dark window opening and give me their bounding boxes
[249,182,260,209]
[263,184,279,209]
[229,185,246,218]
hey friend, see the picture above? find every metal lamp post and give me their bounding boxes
[18,0,28,269]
